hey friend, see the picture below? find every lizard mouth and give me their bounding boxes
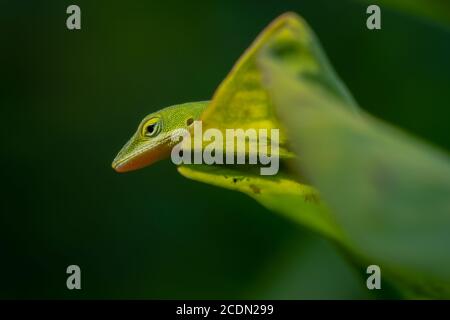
[112,142,172,173]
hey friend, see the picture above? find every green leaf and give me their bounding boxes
[259,25,450,297]
[179,13,356,243]
[178,164,346,243]
[200,12,358,157]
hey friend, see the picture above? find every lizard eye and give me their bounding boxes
[142,117,162,137]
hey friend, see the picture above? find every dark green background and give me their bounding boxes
[1,0,449,299]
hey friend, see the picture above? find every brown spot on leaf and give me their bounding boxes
[304,193,319,204]
[250,184,261,194]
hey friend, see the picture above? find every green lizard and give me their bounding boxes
[111,13,309,174]
[111,12,352,175]
[112,101,208,172]
[110,12,351,243]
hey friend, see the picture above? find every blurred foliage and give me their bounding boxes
[178,14,356,243]
[179,13,450,298]
[259,15,450,298]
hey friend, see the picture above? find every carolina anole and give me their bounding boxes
[112,13,307,174]
[111,14,308,173]
[112,101,208,172]
[111,12,351,244]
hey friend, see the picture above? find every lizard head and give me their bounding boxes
[112,101,208,172]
